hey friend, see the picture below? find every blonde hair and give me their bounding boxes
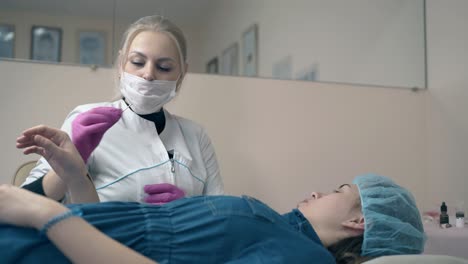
[113,15,188,98]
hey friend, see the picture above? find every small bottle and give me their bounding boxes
[440,202,449,225]
[456,211,465,228]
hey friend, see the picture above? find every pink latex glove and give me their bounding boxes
[71,106,122,163]
[144,183,185,204]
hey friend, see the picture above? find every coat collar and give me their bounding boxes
[116,99,193,164]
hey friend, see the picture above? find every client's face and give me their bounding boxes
[298,184,362,233]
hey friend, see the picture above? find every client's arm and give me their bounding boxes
[22,166,92,203]
[0,185,156,264]
[42,170,67,200]
[21,107,122,203]
[22,170,67,201]
[16,125,99,203]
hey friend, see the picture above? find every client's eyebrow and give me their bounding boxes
[338,184,351,190]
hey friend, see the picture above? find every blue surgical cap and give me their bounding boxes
[353,174,426,256]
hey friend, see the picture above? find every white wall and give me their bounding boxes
[425,0,468,214]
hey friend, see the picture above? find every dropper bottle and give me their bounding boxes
[440,202,449,225]
[456,211,465,228]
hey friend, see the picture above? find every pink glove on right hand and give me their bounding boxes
[71,106,122,163]
[144,183,185,204]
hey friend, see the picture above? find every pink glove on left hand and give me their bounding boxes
[144,183,185,204]
[71,106,122,163]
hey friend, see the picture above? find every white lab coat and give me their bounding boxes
[22,100,224,202]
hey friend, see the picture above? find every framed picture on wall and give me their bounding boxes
[272,55,292,80]
[206,57,219,74]
[31,26,62,62]
[242,24,258,77]
[296,63,319,81]
[0,24,15,58]
[221,42,239,76]
[78,31,106,65]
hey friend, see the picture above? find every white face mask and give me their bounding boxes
[120,72,177,115]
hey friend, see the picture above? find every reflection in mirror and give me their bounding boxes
[0,0,114,66]
[31,26,62,62]
[0,24,15,58]
[0,0,426,88]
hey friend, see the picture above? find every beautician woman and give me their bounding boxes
[21,15,224,203]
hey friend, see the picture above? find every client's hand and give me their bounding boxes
[0,185,67,229]
[71,106,122,163]
[144,183,185,204]
[16,125,87,185]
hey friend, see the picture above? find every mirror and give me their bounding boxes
[0,0,426,88]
